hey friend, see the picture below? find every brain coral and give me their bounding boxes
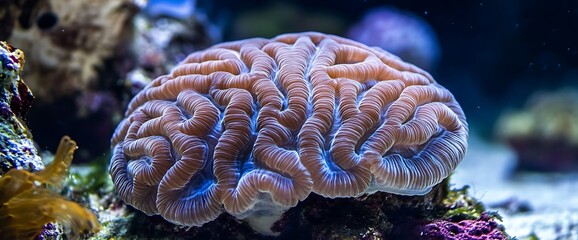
[110,32,468,229]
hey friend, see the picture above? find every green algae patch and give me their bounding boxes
[442,185,495,221]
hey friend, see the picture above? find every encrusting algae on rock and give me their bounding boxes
[0,136,100,239]
[0,41,42,175]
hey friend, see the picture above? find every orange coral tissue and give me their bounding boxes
[110,32,468,233]
[0,136,100,239]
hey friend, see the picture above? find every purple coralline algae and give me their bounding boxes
[0,41,42,175]
[421,214,508,240]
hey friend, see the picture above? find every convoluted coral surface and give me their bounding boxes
[110,32,468,228]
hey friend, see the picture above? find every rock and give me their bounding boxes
[496,88,578,172]
[0,41,42,175]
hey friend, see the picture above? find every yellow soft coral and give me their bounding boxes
[0,136,100,239]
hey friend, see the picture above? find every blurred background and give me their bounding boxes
[2,0,578,238]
